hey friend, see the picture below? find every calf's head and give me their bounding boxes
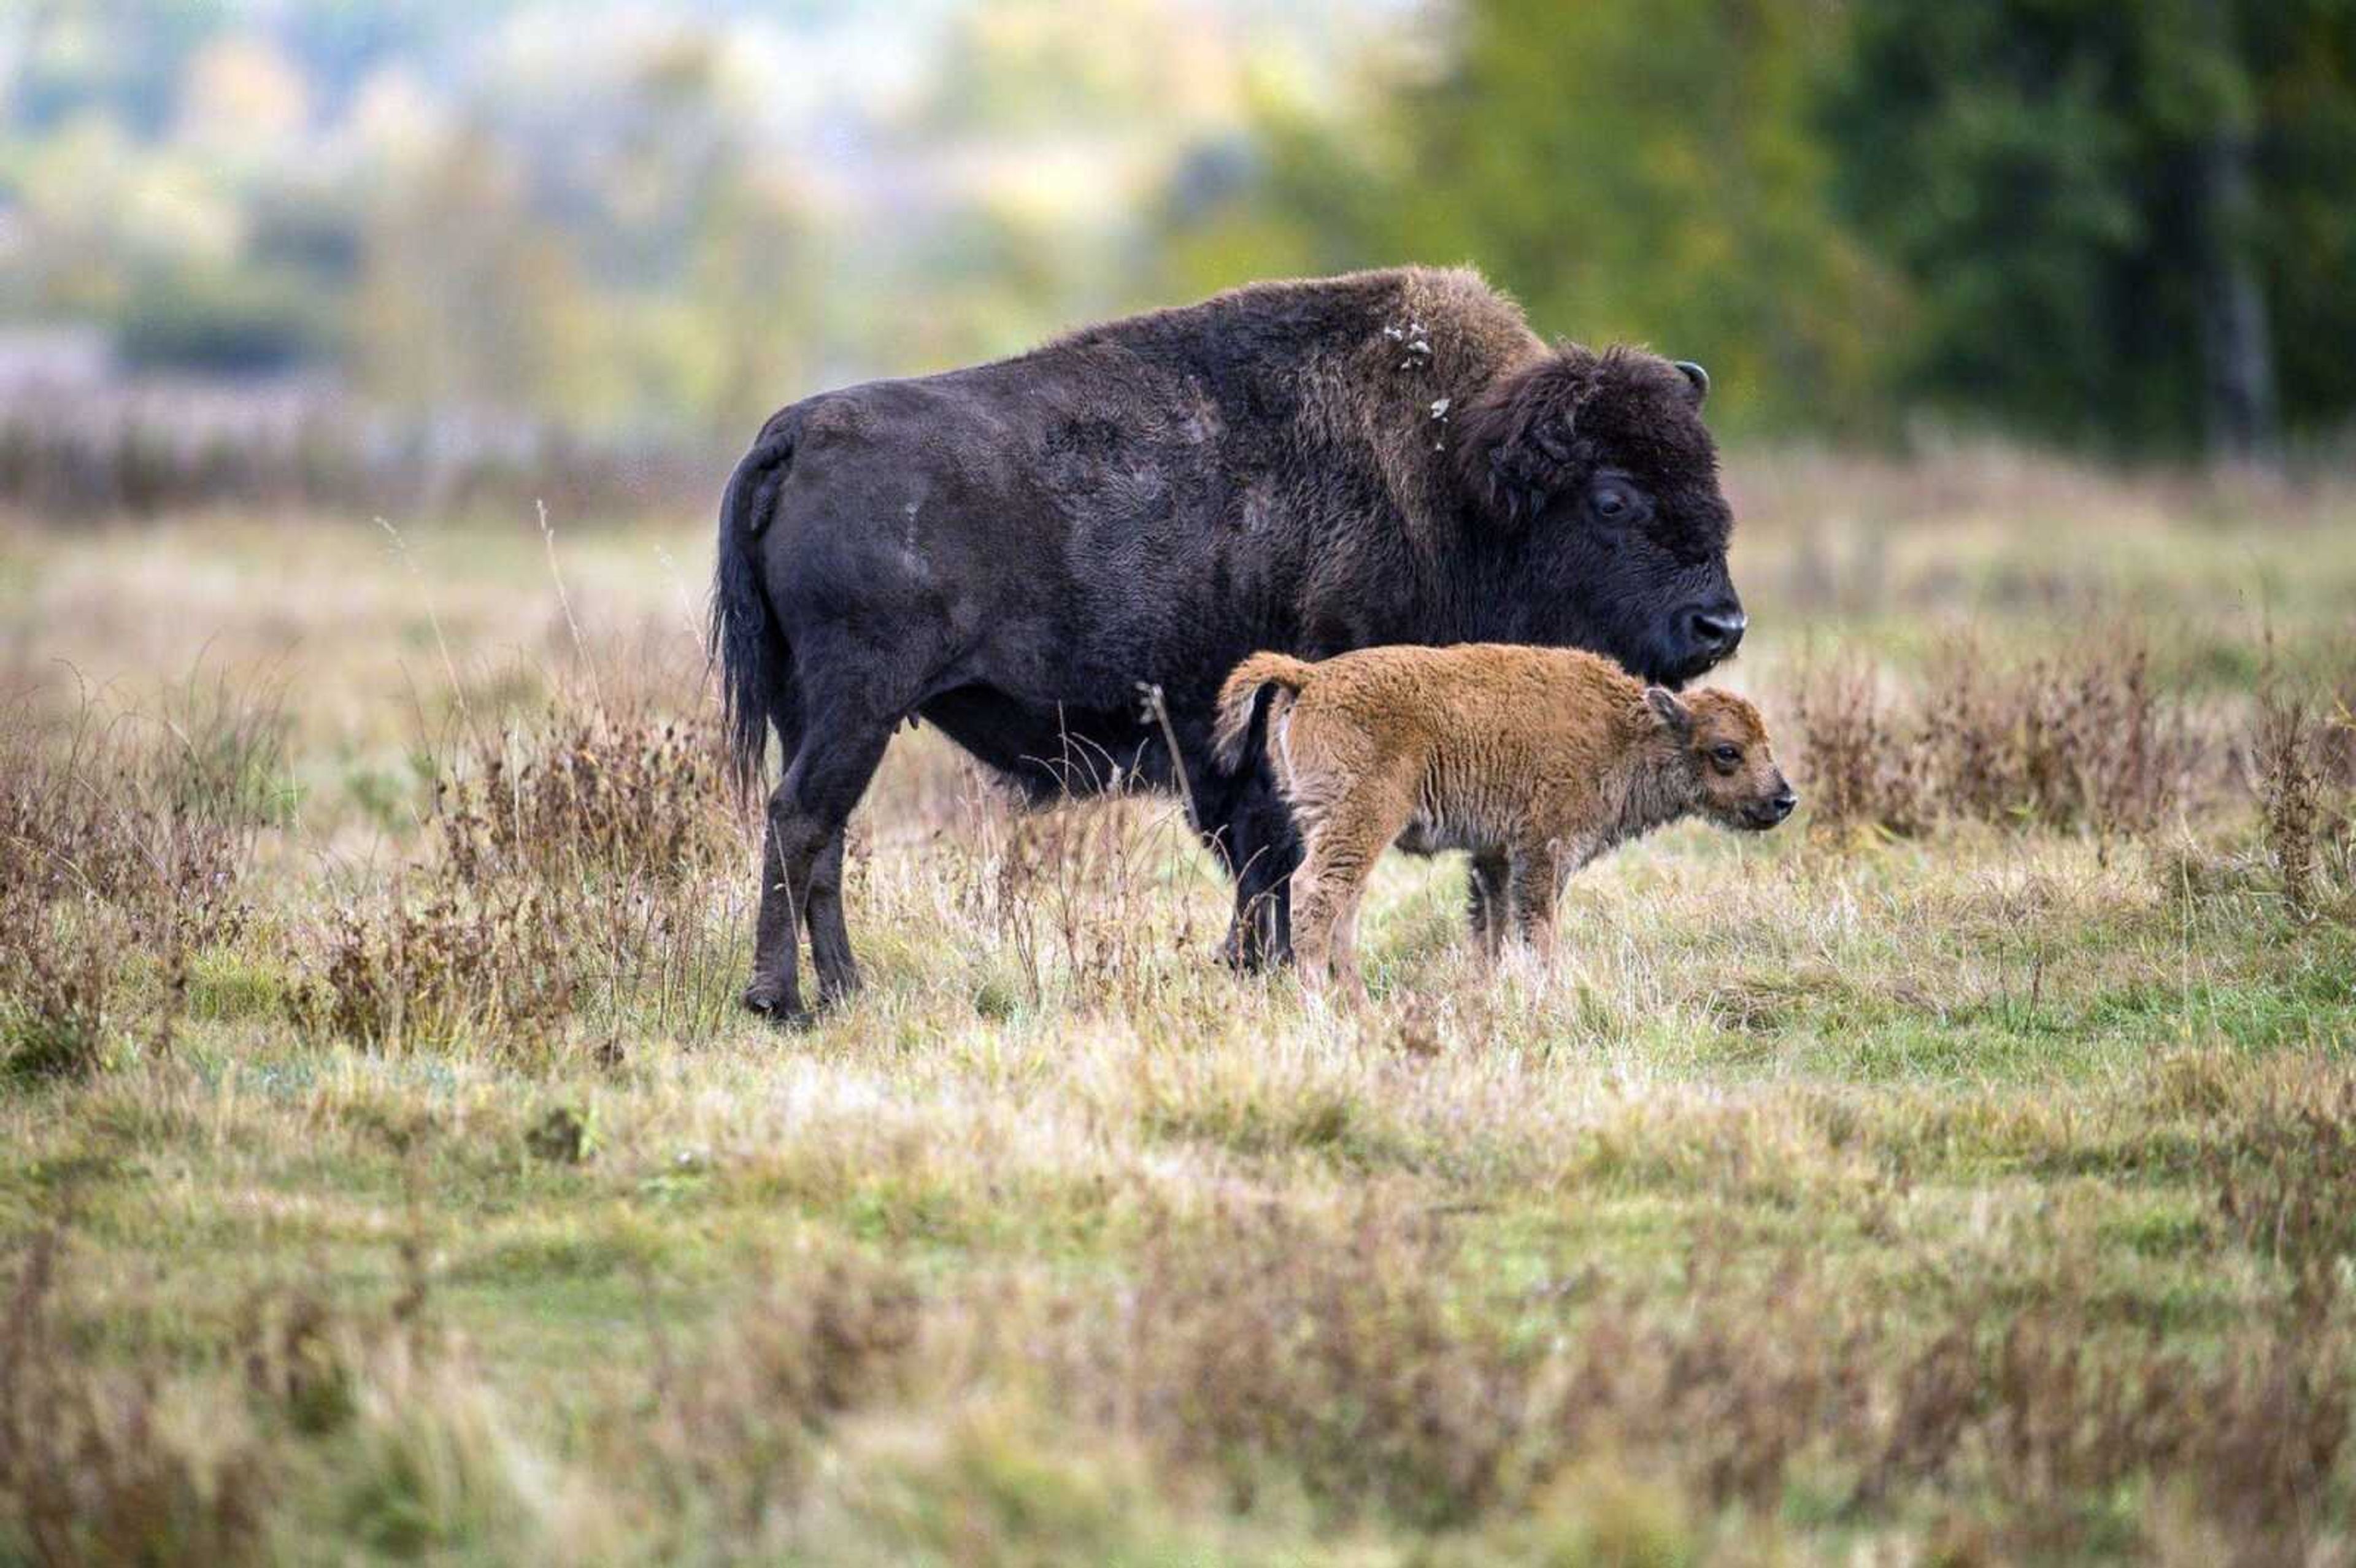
[1460,347,1742,687]
[1644,686,1796,831]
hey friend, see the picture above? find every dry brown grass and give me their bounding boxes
[287,885,583,1056]
[16,1105,2356,1564]
[433,709,740,889]
[2255,683,2333,923]
[4,448,2356,1562]
[0,1233,271,1565]
[1784,631,2200,839]
[284,641,750,1058]
[0,681,286,1080]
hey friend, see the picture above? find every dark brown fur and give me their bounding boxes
[712,267,1745,1020]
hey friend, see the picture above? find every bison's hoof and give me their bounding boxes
[741,983,815,1029]
[1218,933,1295,974]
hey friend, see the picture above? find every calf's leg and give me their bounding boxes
[1286,836,1349,997]
[1321,867,1379,1008]
[1289,788,1406,1005]
[1506,841,1565,956]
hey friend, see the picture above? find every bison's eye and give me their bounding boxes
[1710,743,1742,772]
[1588,479,1645,525]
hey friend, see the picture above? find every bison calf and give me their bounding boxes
[1214,644,1796,1001]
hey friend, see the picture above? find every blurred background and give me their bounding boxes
[4,0,2354,527]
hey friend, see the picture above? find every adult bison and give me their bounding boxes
[712,266,1744,1021]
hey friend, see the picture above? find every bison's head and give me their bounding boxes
[1457,346,1741,688]
[1645,685,1797,833]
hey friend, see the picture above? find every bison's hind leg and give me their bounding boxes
[803,831,858,1005]
[744,787,805,1021]
[743,718,893,1026]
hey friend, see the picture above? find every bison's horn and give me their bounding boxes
[1673,361,1709,406]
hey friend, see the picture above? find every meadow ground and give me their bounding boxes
[3,448,2355,1564]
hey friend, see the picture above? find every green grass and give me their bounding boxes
[3,450,2355,1562]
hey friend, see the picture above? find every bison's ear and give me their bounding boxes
[1645,686,1693,739]
[1673,361,1709,407]
[1453,351,1600,525]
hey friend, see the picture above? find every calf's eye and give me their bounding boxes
[1711,744,1741,770]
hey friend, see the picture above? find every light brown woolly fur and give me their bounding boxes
[1214,644,1796,1000]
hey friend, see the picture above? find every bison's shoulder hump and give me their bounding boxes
[1034,266,1530,361]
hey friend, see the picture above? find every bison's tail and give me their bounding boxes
[1212,651,1319,774]
[709,420,803,801]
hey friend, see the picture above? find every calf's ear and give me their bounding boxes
[1644,686,1692,739]
[1454,348,1600,525]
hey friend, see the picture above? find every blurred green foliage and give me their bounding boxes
[0,0,2350,453]
[1164,0,1899,436]
[1176,0,2356,450]
[1825,0,2356,452]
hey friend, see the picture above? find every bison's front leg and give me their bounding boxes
[1468,850,1511,961]
[1214,773,1299,970]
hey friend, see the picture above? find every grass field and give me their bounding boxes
[4,448,2355,1563]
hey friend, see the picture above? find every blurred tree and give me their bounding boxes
[681,167,822,436]
[176,31,313,155]
[1153,93,1400,293]
[922,0,1234,137]
[1409,0,1895,435]
[353,128,603,417]
[2244,0,2356,450]
[1161,0,1895,436]
[9,0,2347,455]
[116,264,339,376]
[1828,0,2356,455]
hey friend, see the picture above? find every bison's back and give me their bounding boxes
[739,266,1553,782]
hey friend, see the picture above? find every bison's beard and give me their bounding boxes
[1655,644,1736,690]
[1590,622,1733,691]
[1530,551,1741,691]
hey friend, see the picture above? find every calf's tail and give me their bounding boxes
[1212,651,1319,774]
[709,420,802,801]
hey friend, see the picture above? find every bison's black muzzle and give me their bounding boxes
[1655,600,1747,687]
[1687,604,1747,663]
